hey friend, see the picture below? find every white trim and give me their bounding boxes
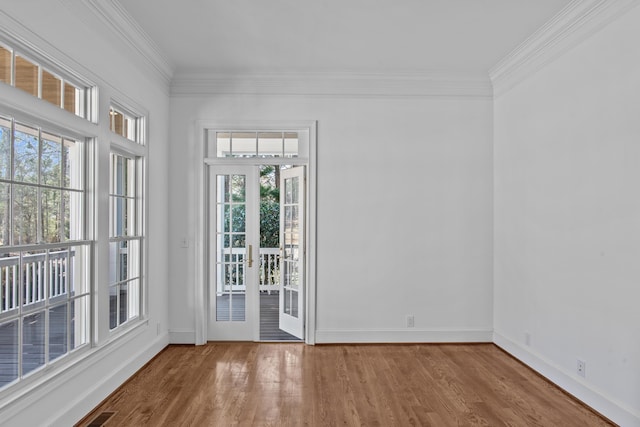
[172,71,492,98]
[80,0,174,87]
[192,120,318,345]
[490,0,640,96]
[316,328,493,344]
[493,332,640,427]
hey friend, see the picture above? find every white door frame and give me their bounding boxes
[190,121,317,345]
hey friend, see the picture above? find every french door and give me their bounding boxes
[279,167,305,339]
[208,165,259,340]
[207,164,305,341]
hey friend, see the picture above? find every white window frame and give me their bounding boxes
[107,100,147,335]
[0,109,95,395]
[0,38,97,122]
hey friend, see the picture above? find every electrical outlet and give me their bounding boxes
[406,315,415,328]
[577,360,586,377]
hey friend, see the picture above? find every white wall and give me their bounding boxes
[0,1,170,426]
[494,5,640,426]
[169,93,494,344]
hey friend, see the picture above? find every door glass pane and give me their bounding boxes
[291,177,299,203]
[216,174,246,322]
[291,289,298,317]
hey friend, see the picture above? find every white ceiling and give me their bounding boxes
[118,0,572,76]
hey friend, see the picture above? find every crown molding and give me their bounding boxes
[171,70,493,98]
[82,0,174,86]
[490,0,639,97]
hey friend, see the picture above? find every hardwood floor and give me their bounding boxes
[77,343,613,427]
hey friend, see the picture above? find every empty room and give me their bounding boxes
[0,0,638,426]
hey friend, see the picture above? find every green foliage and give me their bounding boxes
[260,199,279,248]
[223,166,281,248]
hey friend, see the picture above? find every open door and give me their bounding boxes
[279,166,305,339]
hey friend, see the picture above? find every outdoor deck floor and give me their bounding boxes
[216,292,300,341]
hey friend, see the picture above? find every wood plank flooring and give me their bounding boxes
[77,343,613,427]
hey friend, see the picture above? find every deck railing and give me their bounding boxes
[0,250,70,313]
[217,247,280,294]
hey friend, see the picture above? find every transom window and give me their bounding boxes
[0,114,91,389]
[0,42,88,119]
[213,131,299,158]
[109,105,144,144]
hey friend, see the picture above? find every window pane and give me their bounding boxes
[231,132,256,157]
[0,46,11,84]
[14,55,38,97]
[62,190,83,241]
[0,319,18,388]
[42,70,61,107]
[13,124,39,184]
[258,132,283,157]
[111,154,134,197]
[127,278,139,321]
[49,303,67,362]
[22,311,45,375]
[0,183,8,246]
[63,82,79,115]
[216,132,231,157]
[41,188,61,243]
[63,138,81,190]
[41,133,62,187]
[0,117,10,180]
[68,245,90,295]
[12,184,38,245]
[71,295,89,350]
[284,132,299,158]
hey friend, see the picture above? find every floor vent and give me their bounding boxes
[87,411,116,426]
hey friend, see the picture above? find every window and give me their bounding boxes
[0,42,87,118]
[212,131,299,158]
[109,152,142,330]
[109,106,143,144]
[0,114,90,389]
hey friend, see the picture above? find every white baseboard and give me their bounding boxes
[169,329,196,344]
[315,328,493,343]
[493,332,640,427]
[51,333,169,427]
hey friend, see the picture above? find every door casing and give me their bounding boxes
[191,121,317,345]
